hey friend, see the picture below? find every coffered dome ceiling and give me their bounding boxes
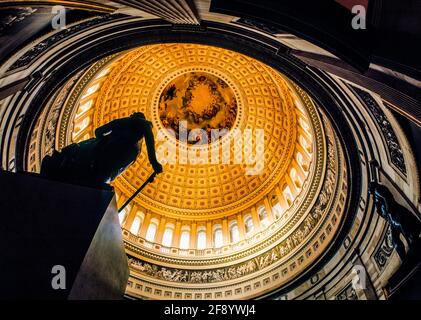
[28,43,347,299]
[73,43,315,219]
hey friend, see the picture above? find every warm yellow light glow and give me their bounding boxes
[72,43,316,257]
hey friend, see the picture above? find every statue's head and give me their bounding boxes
[369,182,393,198]
[131,112,146,119]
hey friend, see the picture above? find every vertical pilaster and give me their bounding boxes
[222,218,229,244]
[124,205,138,230]
[206,221,213,247]
[190,222,197,249]
[251,207,261,231]
[275,185,289,213]
[236,214,246,239]
[173,220,182,247]
[263,197,274,222]
[139,212,152,238]
[155,216,167,244]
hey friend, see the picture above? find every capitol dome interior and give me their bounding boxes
[0,0,420,301]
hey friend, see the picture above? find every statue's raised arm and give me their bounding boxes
[141,117,162,174]
[40,112,163,189]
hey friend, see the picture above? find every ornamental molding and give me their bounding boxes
[351,86,407,176]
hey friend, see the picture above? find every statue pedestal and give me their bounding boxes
[0,170,129,299]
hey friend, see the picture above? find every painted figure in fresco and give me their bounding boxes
[369,182,421,260]
[40,112,162,188]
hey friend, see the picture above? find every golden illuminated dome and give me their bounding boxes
[80,44,312,221]
[31,43,347,299]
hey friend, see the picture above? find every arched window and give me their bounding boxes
[244,215,254,233]
[95,66,111,79]
[272,203,283,219]
[162,224,174,247]
[74,116,90,134]
[130,216,142,235]
[258,205,268,221]
[145,221,158,242]
[197,228,206,250]
[258,205,269,227]
[179,230,190,249]
[229,221,240,243]
[283,186,294,206]
[213,225,223,248]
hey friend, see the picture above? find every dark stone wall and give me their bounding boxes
[0,170,128,299]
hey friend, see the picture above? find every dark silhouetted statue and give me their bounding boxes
[369,182,421,260]
[40,112,162,189]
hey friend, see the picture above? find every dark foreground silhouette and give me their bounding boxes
[369,182,421,260]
